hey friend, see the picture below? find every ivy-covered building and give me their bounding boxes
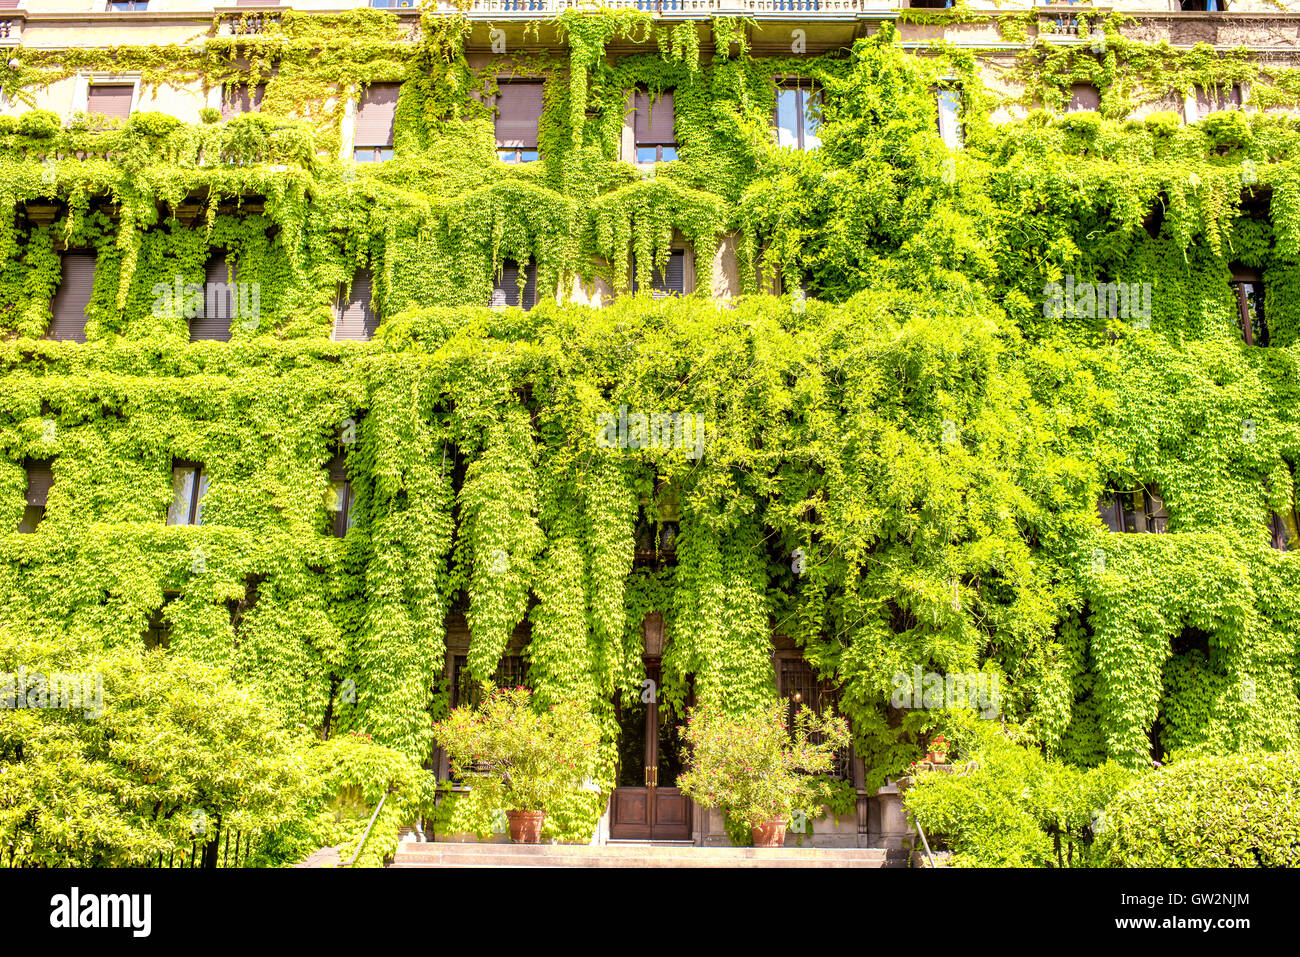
[3,0,1300,850]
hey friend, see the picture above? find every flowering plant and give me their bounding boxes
[677,700,851,829]
[431,686,599,812]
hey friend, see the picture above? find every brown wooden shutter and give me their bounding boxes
[48,252,96,342]
[495,82,544,149]
[26,465,53,507]
[335,269,378,340]
[190,254,235,341]
[634,89,676,145]
[87,85,134,121]
[0,0,20,9]
[1068,84,1100,112]
[355,84,399,148]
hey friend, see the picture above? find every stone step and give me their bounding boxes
[390,842,904,868]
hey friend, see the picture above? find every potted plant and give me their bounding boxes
[925,734,949,765]
[431,686,599,843]
[678,699,850,847]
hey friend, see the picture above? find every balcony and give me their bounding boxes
[418,0,871,15]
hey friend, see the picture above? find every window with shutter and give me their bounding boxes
[334,269,379,340]
[1067,83,1101,113]
[354,83,399,163]
[1229,267,1267,346]
[19,461,53,533]
[634,88,677,162]
[108,0,150,9]
[190,254,236,342]
[1181,0,1222,9]
[491,259,538,310]
[166,462,207,526]
[325,454,353,538]
[221,82,265,121]
[49,252,96,342]
[86,84,134,122]
[632,250,686,297]
[495,82,544,163]
[774,79,822,151]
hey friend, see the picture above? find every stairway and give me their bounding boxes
[389,841,907,868]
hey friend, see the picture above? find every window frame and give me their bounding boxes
[493,79,544,164]
[773,77,822,152]
[633,86,678,163]
[1230,268,1266,346]
[326,453,354,538]
[167,461,208,527]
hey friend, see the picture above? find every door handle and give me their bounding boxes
[645,766,657,789]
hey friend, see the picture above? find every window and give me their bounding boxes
[108,0,149,9]
[1230,267,1266,346]
[1098,484,1169,533]
[633,513,678,567]
[334,268,379,341]
[353,83,399,163]
[190,253,237,342]
[634,88,677,163]
[1067,83,1101,113]
[1268,509,1297,552]
[451,654,528,709]
[632,250,686,298]
[48,251,95,342]
[18,461,53,533]
[494,81,544,163]
[167,461,208,526]
[778,658,851,780]
[86,84,134,122]
[910,0,953,7]
[221,82,265,121]
[1195,83,1241,115]
[491,259,538,310]
[143,605,173,650]
[774,80,821,151]
[937,87,963,149]
[370,0,418,6]
[1180,0,1222,9]
[326,454,353,538]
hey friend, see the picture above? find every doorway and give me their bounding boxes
[608,658,692,841]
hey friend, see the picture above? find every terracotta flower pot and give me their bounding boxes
[751,819,787,847]
[505,809,545,844]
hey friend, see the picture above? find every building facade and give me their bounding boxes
[3,1,1299,848]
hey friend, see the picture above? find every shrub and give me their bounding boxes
[432,686,600,814]
[902,718,1132,867]
[1096,751,1300,867]
[17,110,60,139]
[677,700,850,830]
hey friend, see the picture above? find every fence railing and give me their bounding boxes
[3,830,257,869]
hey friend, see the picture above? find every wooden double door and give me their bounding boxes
[609,660,692,841]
